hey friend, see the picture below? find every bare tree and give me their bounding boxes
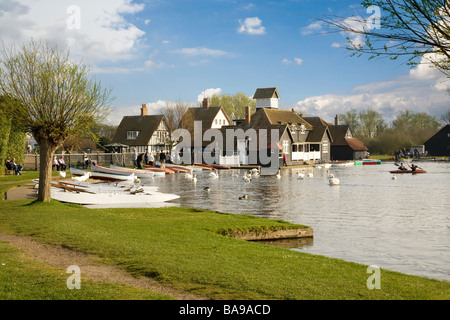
[317,0,450,75]
[163,101,191,132]
[0,40,113,202]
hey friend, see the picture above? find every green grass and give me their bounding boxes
[0,199,448,300]
[0,240,174,300]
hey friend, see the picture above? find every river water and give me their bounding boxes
[149,162,450,282]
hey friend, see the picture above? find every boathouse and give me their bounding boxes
[328,115,368,160]
[424,124,450,156]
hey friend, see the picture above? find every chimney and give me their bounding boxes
[202,97,209,109]
[141,104,148,116]
[245,106,251,125]
[335,114,339,126]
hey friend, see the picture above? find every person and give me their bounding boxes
[149,152,154,166]
[410,163,418,171]
[144,152,149,166]
[398,163,407,171]
[136,153,144,169]
[58,156,67,171]
[166,152,172,164]
[53,155,60,171]
[132,149,137,168]
[11,157,22,175]
[283,153,287,167]
[5,159,13,173]
[83,153,90,168]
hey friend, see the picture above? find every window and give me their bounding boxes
[300,125,306,134]
[127,131,140,140]
[215,119,218,125]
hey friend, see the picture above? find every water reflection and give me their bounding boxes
[149,162,450,282]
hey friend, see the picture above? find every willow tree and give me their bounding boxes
[0,40,113,202]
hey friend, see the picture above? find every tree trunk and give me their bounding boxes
[37,139,58,202]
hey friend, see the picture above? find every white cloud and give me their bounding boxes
[296,68,449,123]
[301,21,323,36]
[238,17,266,35]
[294,58,303,65]
[198,88,222,103]
[173,47,228,57]
[144,60,165,68]
[0,0,146,67]
[282,58,303,66]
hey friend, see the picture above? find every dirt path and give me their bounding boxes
[0,233,207,300]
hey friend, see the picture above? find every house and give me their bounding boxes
[112,104,171,154]
[328,115,369,160]
[424,124,450,156]
[219,88,329,167]
[178,98,231,162]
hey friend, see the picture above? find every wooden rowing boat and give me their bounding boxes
[193,163,217,170]
[91,164,155,179]
[70,167,137,182]
[142,165,175,174]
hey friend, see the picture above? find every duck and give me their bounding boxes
[329,177,340,186]
[391,174,397,180]
[204,186,210,192]
[238,194,248,200]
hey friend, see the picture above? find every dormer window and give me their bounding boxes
[291,124,297,133]
[300,125,306,134]
[127,131,140,140]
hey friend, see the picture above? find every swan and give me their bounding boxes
[308,172,314,178]
[185,172,193,179]
[297,172,305,180]
[329,177,340,186]
[59,171,67,178]
[192,174,197,183]
[71,172,90,182]
[392,174,397,180]
[276,170,281,179]
[209,170,218,178]
[327,172,334,179]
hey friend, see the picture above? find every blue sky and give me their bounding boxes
[1,0,448,125]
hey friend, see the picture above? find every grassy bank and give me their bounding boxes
[0,198,449,300]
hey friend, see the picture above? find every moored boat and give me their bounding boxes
[193,163,217,170]
[92,164,155,179]
[70,167,137,182]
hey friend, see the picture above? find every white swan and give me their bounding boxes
[276,170,281,179]
[209,171,218,179]
[59,171,67,178]
[391,174,397,180]
[192,174,197,183]
[71,172,90,182]
[297,172,305,180]
[185,172,193,179]
[308,172,314,178]
[329,177,340,186]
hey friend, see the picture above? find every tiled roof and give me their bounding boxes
[253,87,280,100]
[113,115,166,146]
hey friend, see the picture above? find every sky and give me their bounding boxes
[0,0,448,125]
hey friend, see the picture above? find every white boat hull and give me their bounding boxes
[70,167,137,182]
[92,165,155,179]
[51,189,179,205]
